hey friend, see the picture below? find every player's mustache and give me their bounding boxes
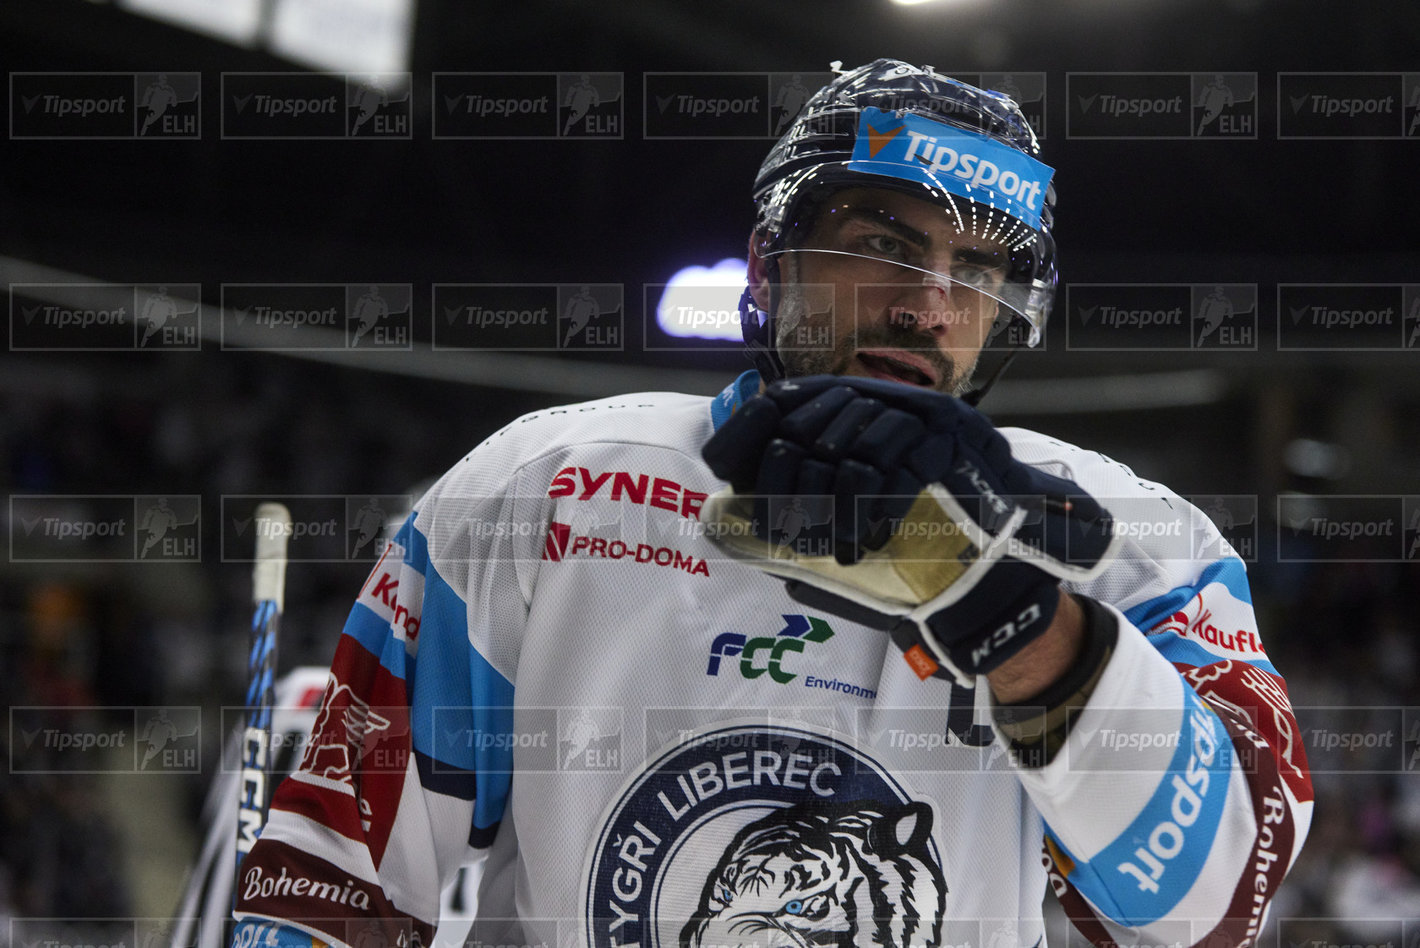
[844,325,957,389]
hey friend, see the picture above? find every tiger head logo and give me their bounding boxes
[679,799,945,948]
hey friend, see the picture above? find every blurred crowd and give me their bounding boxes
[1,352,1417,943]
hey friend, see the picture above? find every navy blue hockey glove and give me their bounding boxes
[700,375,1120,685]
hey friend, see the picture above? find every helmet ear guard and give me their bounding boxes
[739,285,784,383]
[739,229,791,383]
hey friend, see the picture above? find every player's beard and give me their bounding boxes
[772,281,976,397]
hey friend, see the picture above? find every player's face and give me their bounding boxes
[763,188,1008,397]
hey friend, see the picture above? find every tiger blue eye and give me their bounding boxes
[784,900,804,914]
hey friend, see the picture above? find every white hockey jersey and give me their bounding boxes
[233,372,1313,948]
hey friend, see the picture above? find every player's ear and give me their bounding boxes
[747,232,772,313]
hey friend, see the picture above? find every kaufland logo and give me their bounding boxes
[849,107,1053,230]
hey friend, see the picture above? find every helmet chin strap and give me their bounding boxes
[960,344,1022,407]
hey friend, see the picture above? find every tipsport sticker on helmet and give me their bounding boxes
[847,107,1053,230]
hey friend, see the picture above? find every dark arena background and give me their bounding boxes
[2,0,1419,945]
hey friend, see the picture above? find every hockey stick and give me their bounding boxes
[235,503,291,884]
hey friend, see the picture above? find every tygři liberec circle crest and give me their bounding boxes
[580,723,946,948]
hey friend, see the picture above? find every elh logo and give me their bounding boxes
[1403,712,1420,773]
[135,73,201,137]
[1189,494,1259,563]
[556,73,623,138]
[1403,497,1420,563]
[557,284,623,350]
[135,285,201,349]
[346,74,412,137]
[137,707,201,771]
[980,72,1047,139]
[768,72,813,135]
[345,284,413,349]
[1406,73,1420,138]
[1189,74,1258,138]
[768,72,836,136]
[136,494,201,561]
[346,496,397,560]
[558,707,622,771]
[1403,285,1420,350]
[1191,284,1258,349]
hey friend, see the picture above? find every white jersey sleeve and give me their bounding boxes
[1001,429,1315,948]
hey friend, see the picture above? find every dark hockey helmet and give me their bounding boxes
[742,59,1057,382]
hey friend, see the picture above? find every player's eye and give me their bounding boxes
[862,233,908,260]
[953,265,993,288]
[952,260,1006,292]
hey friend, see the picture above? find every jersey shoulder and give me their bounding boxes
[405,390,717,614]
[999,426,1241,612]
[436,391,714,493]
[999,426,1173,502]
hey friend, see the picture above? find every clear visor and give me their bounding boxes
[764,189,1050,349]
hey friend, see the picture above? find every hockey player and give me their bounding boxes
[233,61,1312,948]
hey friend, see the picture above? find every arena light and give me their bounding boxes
[119,0,264,45]
[269,0,415,75]
[1283,438,1351,479]
[655,258,747,341]
[118,0,413,75]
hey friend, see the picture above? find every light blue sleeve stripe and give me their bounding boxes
[399,512,516,832]
[1146,628,1278,676]
[341,604,411,681]
[1047,687,1234,926]
[1122,557,1253,632]
[397,512,431,574]
[468,666,515,832]
[337,514,516,832]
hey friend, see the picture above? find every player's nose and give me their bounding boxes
[886,273,955,337]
